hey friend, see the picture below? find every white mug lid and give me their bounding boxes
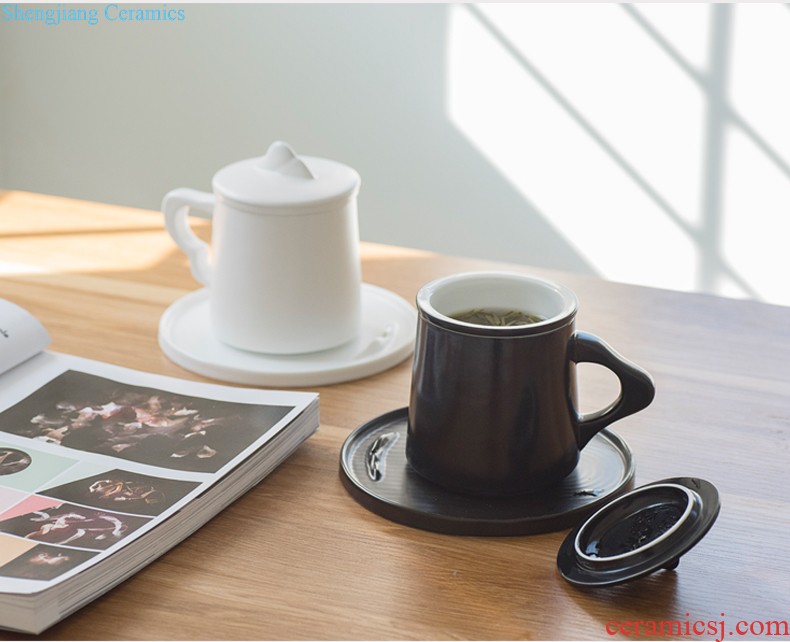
[212,141,360,210]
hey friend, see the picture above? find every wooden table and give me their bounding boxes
[1,191,789,640]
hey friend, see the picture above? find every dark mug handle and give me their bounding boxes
[571,331,656,449]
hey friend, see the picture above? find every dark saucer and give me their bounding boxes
[339,407,635,536]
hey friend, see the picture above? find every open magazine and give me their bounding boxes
[0,298,319,634]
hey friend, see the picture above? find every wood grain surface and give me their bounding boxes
[1,191,788,640]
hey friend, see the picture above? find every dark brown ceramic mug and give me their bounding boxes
[406,271,655,496]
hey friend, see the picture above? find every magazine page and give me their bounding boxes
[0,299,51,377]
[0,352,317,595]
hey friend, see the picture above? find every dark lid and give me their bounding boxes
[557,477,720,587]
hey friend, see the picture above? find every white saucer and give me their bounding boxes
[158,284,417,387]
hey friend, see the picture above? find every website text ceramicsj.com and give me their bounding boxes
[605,614,790,641]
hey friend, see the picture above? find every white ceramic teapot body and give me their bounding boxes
[162,141,362,355]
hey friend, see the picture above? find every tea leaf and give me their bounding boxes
[450,307,545,327]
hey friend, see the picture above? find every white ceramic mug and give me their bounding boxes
[162,141,362,355]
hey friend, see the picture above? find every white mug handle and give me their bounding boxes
[162,188,215,286]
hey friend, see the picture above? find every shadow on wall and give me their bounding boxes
[447,4,790,306]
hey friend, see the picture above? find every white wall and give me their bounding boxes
[2,4,789,306]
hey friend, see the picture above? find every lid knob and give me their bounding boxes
[256,141,315,179]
